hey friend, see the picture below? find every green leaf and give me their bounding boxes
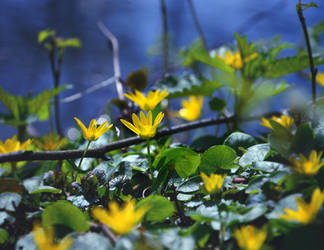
[224,132,256,156]
[137,195,175,222]
[208,97,226,111]
[67,195,90,209]
[191,135,223,152]
[0,212,14,226]
[268,133,292,157]
[199,145,236,174]
[31,186,62,194]
[301,2,320,9]
[311,21,324,43]
[182,39,234,73]
[265,56,324,78]
[60,38,81,48]
[193,50,234,73]
[0,228,9,244]
[155,73,222,99]
[0,86,65,126]
[0,193,21,212]
[188,204,219,222]
[152,158,170,191]
[226,204,267,225]
[239,144,270,167]
[28,86,65,121]
[38,29,55,43]
[154,147,200,178]
[292,123,314,156]
[42,200,90,232]
[126,69,147,91]
[253,161,287,172]
[176,176,201,193]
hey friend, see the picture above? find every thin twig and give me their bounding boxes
[60,77,115,104]
[296,1,318,104]
[97,21,124,100]
[48,40,63,136]
[0,111,282,163]
[160,0,169,74]
[186,0,207,49]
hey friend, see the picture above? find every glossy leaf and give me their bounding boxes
[199,145,236,174]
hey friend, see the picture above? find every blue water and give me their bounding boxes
[0,0,323,140]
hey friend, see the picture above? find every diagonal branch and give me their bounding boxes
[60,77,115,104]
[97,21,124,100]
[0,111,282,163]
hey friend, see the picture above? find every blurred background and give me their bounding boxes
[0,0,323,140]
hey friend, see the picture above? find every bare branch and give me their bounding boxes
[60,77,115,104]
[160,0,169,74]
[97,21,124,100]
[0,111,282,163]
[186,0,208,49]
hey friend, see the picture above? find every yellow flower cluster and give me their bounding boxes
[315,72,324,87]
[200,172,226,194]
[260,115,294,131]
[234,225,267,250]
[178,96,204,121]
[124,89,168,111]
[122,89,168,139]
[281,188,324,224]
[289,150,324,176]
[33,224,73,250]
[120,111,164,139]
[74,117,113,141]
[92,200,149,235]
[0,135,31,154]
[33,132,68,151]
[218,50,258,70]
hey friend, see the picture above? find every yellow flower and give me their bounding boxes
[234,225,267,250]
[0,135,31,154]
[217,51,258,70]
[34,132,68,151]
[120,111,164,139]
[33,224,73,250]
[74,117,113,141]
[281,188,324,224]
[260,115,294,130]
[200,172,226,194]
[178,96,204,121]
[92,200,149,235]
[315,72,324,87]
[289,150,324,176]
[124,89,169,111]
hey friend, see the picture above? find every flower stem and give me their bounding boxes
[78,141,91,170]
[212,194,225,249]
[146,140,154,181]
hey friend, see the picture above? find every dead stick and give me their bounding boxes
[97,21,124,100]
